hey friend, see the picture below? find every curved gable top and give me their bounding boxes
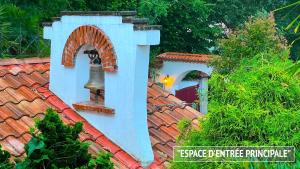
[62,25,117,72]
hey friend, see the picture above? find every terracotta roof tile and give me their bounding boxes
[146,81,203,165]
[0,57,203,169]
[157,52,212,63]
[0,57,49,66]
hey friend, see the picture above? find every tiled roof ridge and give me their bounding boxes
[157,52,212,63]
[160,52,211,57]
[0,57,50,66]
[170,52,208,55]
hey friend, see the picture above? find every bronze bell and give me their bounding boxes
[84,64,105,92]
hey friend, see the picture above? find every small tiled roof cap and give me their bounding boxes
[157,52,212,63]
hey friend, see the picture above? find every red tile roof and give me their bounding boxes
[157,52,212,63]
[0,57,202,168]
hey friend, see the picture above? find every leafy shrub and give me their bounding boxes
[213,15,288,74]
[171,51,300,169]
[16,108,113,169]
[0,146,14,169]
[0,5,12,57]
[140,0,220,54]
[171,14,300,169]
[88,151,114,169]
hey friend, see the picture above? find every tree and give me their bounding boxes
[85,0,138,11]
[275,1,300,76]
[0,6,12,57]
[206,0,300,61]
[16,108,113,169]
[139,0,220,54]
[206,0,291,29]
[212,15,288,74]
[275,0,300,44]
[171,15,300,169]
[0,0,220,58]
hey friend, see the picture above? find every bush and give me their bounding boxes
[140,0,220,54]
[213,15,288,74]
[171,14,300,169]
[16,108,113,169]
[0,146,14,169]
[0,5,12,57]
[171,52,300,169]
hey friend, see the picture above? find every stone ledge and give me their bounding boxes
[42,22,52,27]
[73,101,114,114]
[122,17,149,24]
[134,25,162,31]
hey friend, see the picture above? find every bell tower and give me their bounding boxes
[43,11,160,166]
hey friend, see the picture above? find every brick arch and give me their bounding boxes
[62,25,117,72]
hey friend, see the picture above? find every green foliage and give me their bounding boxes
[0,5,12,57]
[140,0,220,54]
[213,15,288,74]
[16,108,113,169]
[177,119,193,143]
[171,53,300,169]
[286,60,300,77]
[171,15,300,169]
[182,71,201,80]
[206,0,291,29]
[88,151,114,169]
[206,0,300,60]
[0,146,14,169]
[275,0,300,44]
[1,0,299,60]
[274,0,300,61]
[85,0,137,11]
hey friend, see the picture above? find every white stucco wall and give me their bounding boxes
[156,61,212,114]
[158,61,213,94]
[44,15,160,166]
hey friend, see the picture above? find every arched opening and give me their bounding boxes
[60,25,117,114]
[174,70,209,112]
[72,44,114,114]
[73,44,105,104]
[83,49,105,104]
[62,25,117,72]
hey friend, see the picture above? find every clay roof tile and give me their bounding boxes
[157,52,212,63]
[0,57,203,169]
